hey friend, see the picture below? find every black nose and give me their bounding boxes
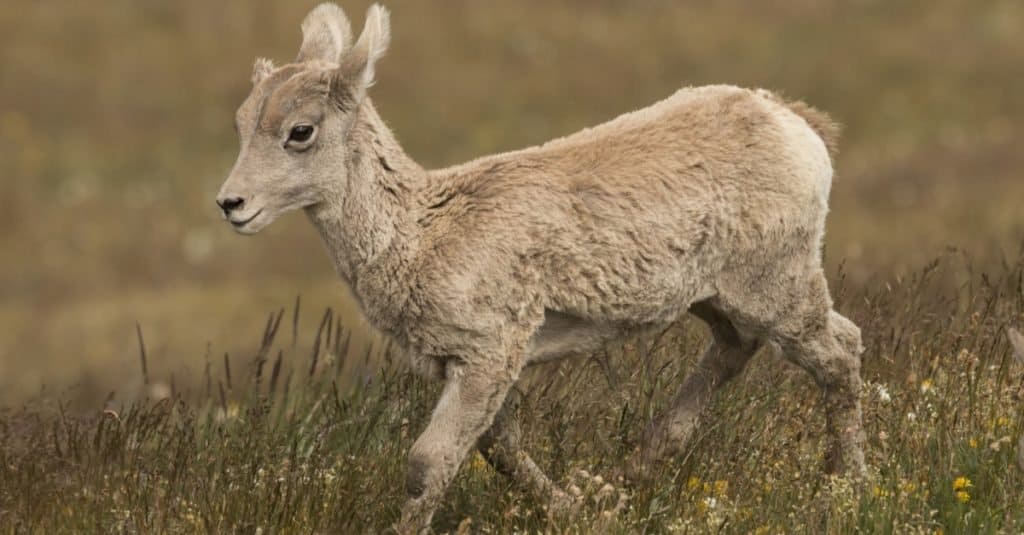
[217,196,245,215]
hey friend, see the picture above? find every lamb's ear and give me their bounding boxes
[1008,327,1024,365]
[296,3,353,64]
[252,57,275,85]
[336,4,390,95]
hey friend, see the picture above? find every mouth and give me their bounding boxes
[229,208,263,229]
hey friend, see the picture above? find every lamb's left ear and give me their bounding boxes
[296,3,353,64]
[252,57,275,85]
[336,4,390,93]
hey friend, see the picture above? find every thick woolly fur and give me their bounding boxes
[216,4,867,532]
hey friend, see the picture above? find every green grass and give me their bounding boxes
[2,1,1023,532]
[3,252,1022,533]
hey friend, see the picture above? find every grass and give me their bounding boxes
[2,251,1023,533]
[2,0,1024,532]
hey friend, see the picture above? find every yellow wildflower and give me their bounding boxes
[470,452,489,472]
[687,476,702,492]
[968,438,978,449]
[952,476,972,491]
[955,490,970,503]
[713,479,729,498]
[873,485,890,498]
[920,378,934,393]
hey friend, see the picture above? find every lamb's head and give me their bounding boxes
[216,3,390,234]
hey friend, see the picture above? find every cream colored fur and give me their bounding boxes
[216,4,866,532]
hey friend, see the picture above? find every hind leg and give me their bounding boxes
[770,276,866,475]
[477,386,574,511]
[626,302,761,480]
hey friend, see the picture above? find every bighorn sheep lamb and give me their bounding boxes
[215,3,866,531]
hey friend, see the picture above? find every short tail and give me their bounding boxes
[760,91,841,163]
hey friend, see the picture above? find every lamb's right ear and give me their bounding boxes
[1008,327,1024,365]
[296,3,353,64]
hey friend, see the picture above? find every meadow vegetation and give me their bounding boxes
[1,0,1023,532]
[3,253,1023,533]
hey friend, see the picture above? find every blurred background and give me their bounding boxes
[1,0,1021,406]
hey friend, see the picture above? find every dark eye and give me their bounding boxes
[288,125,315,143]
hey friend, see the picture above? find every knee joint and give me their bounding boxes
[406,449,432,499]
[829,311,864,357]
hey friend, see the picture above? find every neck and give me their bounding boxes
[306,99,424,286]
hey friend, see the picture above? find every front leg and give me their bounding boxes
[398,361,515,534]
